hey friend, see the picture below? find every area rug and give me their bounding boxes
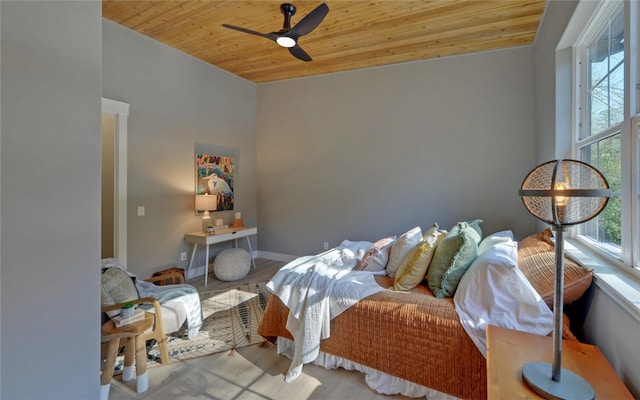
[116,281,272,370]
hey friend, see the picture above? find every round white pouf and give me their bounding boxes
[213,248,251,281]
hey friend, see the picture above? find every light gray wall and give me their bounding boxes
[102,20,258,279]
[1,2,102,399]
[257,48,539,257]
[533,0,579,164]
[584,287,640,396]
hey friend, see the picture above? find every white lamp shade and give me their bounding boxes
[195,194,217,212]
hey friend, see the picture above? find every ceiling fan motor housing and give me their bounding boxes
[281,3,296,19]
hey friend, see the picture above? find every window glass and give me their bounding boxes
[583,7,625,139]
[576,1,629,263]
[579,133,622,255]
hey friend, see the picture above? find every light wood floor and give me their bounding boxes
[108,258,412,400]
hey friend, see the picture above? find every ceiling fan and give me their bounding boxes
[222,3,329,62]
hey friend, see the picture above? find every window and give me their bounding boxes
[574,0,639,269]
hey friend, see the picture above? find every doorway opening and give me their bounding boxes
[101,98,129,263]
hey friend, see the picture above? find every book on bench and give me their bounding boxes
[111,308,145,327]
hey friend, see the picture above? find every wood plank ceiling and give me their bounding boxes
[103,0,548,83]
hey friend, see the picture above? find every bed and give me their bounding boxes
[257,227,594,399]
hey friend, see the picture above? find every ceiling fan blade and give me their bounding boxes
[221,24,277,41]
[289,45,312,62]
[289,3,329,37]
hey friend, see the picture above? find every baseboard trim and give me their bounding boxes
[256,250,297,263]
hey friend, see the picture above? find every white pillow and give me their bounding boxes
[356,236,396,272]
[477,230,514,255]
[386,226,422,278]
[453,238,553,356]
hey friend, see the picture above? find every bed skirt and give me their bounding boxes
[276,337,459,400]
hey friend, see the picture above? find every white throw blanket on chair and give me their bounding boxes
[135,279,202,339]
[266,240,385,382]
[101,258,202,339]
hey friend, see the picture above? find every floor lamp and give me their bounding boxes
[518,159,611,400]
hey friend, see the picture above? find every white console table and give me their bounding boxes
[184,226,257,287]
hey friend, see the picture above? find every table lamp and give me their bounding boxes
[518,159,610,400]
[195,194,217,232]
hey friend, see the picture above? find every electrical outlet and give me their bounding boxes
[323,242,329,250]
[180,251,187,261]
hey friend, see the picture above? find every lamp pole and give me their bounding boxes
[551,225,565,382]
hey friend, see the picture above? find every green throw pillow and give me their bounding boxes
[427,219,482,298]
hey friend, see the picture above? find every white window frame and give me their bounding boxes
[572,0,640,271]
[633,115,640,269]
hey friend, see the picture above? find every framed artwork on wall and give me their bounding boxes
[195,153,235,211]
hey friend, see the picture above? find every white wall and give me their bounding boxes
[257,48,539,257]
[0,2,102,398]
[102,20,258,279]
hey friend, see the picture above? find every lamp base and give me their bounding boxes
[522,362,594,400]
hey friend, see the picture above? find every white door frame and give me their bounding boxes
[101,98,129,264]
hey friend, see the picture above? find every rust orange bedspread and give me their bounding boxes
[257,275,487,399]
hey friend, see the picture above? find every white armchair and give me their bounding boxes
[100,258,202,364]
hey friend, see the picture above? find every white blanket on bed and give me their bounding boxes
[266,240,385,382]
[453,237,553,357]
